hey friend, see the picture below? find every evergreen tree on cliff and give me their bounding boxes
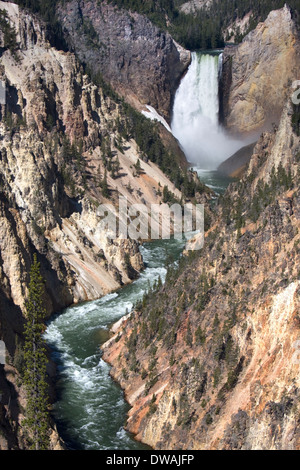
[23,254,50,450]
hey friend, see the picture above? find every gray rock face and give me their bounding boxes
[180,0,213,15]
[57,0,191,121]
[218,141,257,178]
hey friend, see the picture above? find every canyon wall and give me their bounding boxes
[102,97,300,450]
[57,0,191,122]
[220,5,300,138]
[0,2,146,309]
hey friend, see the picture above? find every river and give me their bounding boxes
[44,170,230,450]
[45,235,195,450]
[44,50,238,451]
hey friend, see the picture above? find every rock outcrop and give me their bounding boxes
[217,142,257,178]
[180,0,213,14]
[57,0,191,122]
[102,97,300,450]
[220,5,300,138]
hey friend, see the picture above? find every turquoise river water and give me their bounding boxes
[44,170,231,450]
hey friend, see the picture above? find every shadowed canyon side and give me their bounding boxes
[0,1,207,449]
[56,0,191,123]
[56,0,191,174]
[220,4,300,138]
[102,96,300,450]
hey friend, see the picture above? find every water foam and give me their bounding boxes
[45,238,188,450]
[171,52,244,169]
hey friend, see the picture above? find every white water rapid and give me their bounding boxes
[171,51,244,170]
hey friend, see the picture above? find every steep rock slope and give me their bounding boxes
[220,5,300,138]
[0,1,145,307]
[57,0,191,122]
[218,142,257,178]
[102,97,300,450]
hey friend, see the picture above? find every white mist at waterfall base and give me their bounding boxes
[171,52,245,170]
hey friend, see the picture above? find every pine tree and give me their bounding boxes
[102,168,110,198]
[23,254,50,450]
[114,156,121,177]
[134,158,142,176]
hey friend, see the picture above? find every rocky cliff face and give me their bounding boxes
[0,1,197,449]
[179,0,213,14]
[220,5,300,138]
[57,0,191,122]
[0,2,147,308]
[102,97,300,450]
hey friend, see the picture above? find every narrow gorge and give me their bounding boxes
[0,0,299,452]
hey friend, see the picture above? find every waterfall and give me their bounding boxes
[171,52,243,170]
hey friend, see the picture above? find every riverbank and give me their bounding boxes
[44,237,190,449]
[44,171,231,450]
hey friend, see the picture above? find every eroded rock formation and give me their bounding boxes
[220,5,300,138]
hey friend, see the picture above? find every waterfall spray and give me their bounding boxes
[171,52,243,170]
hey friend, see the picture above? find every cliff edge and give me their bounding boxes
[220,5,300,138]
